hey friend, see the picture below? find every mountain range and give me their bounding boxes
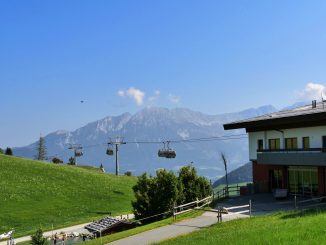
[13,105,278,180]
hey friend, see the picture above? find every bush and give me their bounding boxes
[52,157,63,164]
[31,228,48,245]
[124,171,132,176]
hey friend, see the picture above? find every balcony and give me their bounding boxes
[256,148,326,166]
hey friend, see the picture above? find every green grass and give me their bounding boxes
[0,155,137,237]
[83,209,205,245]
[158,209,326,245]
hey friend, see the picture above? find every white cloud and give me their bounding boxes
[117,87,145,106]
[297,82,326,100]
[117,90,125,97]
[127,87,145,105]
[168,94,180,104]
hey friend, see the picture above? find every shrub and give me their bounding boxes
[31,228,48,245]
[124,171,132,176]
[52,157,63,164]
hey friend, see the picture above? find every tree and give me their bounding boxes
[178,165,212,203]
[132,166,211,222]
[150,169,179,217]
[132,170,180,222]
[132,173,152,220]
[5,147,13,155]
[52,157,63,164]
[31,228,47,245]
[35,136,47,161]
[0,148,3,154]
[221,152,228,196]
[67,157,75,165]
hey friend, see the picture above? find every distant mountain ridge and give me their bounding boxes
[213,162,252,188]
[13,105,278,180]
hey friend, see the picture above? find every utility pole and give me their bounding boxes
[108,137,126,176]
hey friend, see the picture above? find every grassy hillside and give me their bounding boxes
[158,209,326,245]
[0,155,137,237]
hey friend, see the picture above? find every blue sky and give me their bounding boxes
[1,1,326,147]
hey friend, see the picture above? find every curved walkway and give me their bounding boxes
[108,211,248,245]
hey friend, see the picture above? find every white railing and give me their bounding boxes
[213,200,252,223]
[173,196,213,220]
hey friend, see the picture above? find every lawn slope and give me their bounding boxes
[158,209,326,245]
[159,210,326,245]
[0,155,136,237]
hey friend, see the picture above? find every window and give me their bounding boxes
[323,136,326,148]
[302,137,310,149]
[269,138,280,150]
[285,138,298,150]
[257,139,264,151]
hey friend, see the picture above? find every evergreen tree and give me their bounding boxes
[35,136,47,161]
[31,228,47,245]
[68,157,76,165]
[5,147,13,155]
[0,148,3,154]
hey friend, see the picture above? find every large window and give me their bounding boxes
[288,166,318,196]
[269,138,280,150]
[302,137,310,149]
[285,138,298,150]
[257,139,263,151]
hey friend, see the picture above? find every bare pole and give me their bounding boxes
[221,152,228,197]
[115,144,119,176]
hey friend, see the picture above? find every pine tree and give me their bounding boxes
[36,136,47,161]
[5,147,13,155]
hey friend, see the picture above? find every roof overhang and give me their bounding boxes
[223,111,326,132]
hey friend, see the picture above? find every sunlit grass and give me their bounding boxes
[158,209,326,245]
[0,155,137,237]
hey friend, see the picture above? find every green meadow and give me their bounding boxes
[158,209,326,245]
[0,155,137,237]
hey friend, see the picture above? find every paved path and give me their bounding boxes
[0,214,134,245]
[108,211,248,245]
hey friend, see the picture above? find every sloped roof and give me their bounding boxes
[224,101,326,132]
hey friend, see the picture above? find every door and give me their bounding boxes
[269,169,283,191]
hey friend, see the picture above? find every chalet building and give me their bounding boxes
[223,100,326,196]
